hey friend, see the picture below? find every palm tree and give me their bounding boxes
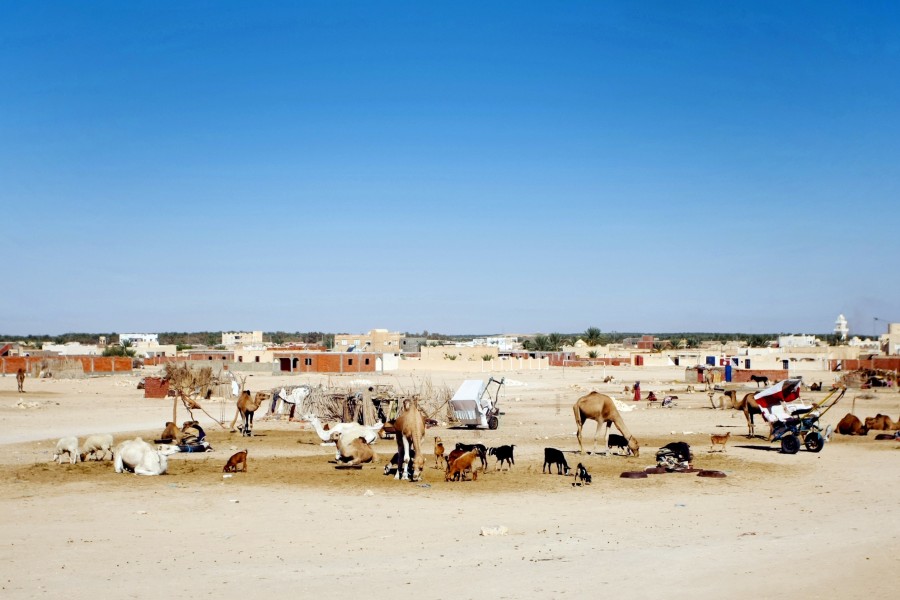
[530,334,554,352]
[548,333,567,351]
[584,327,603,347]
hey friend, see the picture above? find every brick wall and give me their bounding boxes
[143,377,170,398]
[731,369,789,384]
[1,356,131,375]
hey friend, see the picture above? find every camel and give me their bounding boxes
[864,414,900,431]
[836,413,867,436]
[724,391,764,438]
[230,390,270,437]
[303,414,382,461]
[394,398,426,481]
[16,368,25,393]
[572,392,640,456]
[159,422,182,444]
[114,438,169,476]
[330,431,376,466]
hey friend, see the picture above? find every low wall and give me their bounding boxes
[1,356,133,376]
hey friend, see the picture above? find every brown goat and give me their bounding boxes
[709,431,731,452]
[445,449,480,482]
[223,449,248,473]
[434,436,445,469]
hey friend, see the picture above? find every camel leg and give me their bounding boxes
[573,405,585,454]
[596,420,610,456]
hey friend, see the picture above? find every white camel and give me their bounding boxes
[114,437,172,476]
[303,414,383,461]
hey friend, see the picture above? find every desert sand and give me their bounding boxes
[0,365,897,599]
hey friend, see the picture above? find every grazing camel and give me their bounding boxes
[573,392,640,456]
[16,368,25,393]
[230,390,270,437]
[394,398,426,481]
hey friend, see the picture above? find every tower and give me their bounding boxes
[834,314,849,341]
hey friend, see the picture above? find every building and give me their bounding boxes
[834,314,849,341]
[119,333,158,345]
[222,331,263,346]
[777,335,819,348]
[879,322,900,355]
[333,329,402,352]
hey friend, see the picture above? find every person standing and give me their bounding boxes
[633,381,641,402]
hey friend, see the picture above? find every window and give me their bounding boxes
[305,358,312,366]
[255,356,260,363]
[365,358,370,365]
[348,358,354,366]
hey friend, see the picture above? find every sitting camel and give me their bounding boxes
[304,414,383,460]
[16,368,25,393]
[394,398,426,481]
[836,413,867,436]
[230,390,270,437]
[114,438,170,476]
[159,422,182,444]
[330,431,377,466]
[573,392,640,456]
[864,414,900,431]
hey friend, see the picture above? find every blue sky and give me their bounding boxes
[2,2,898,336]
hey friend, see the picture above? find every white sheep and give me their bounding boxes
[80,434,114,462]
[52,436,79,464]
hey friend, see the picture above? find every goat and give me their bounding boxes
[445,449,480,482]
[16,368,25,393]
[383,449,415,478]
[573,462,591,485]
[434,436,445,469]
[543,447,570,475]
[607,433,632,455]
[709,431,731,452]
[455,443,488,473]
[223,449,248,473]
[53,436,79,464]
[488,444,515,470]
[80,434,114,462]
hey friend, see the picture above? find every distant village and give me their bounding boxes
[2,314,899,380]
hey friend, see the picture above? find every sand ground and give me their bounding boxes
[0,366,897,599]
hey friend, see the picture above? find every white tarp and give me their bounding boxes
[451,380,489,425]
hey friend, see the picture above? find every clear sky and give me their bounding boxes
[2,2,898,336]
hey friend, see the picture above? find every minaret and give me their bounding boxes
[834,314,849,341]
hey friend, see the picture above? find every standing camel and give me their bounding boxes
[16,368,25,393]
[393,398,426,481]
[724,391,764,438]
[573,392,640,456]
[230,390,269,437]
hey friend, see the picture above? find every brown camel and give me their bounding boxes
[864,414,900,431]
[573,392,640,456]
[836,413,867,435]
[16,368,25,393]
[393,398,426,481]
[724,391,764,438]
[230,390,269,437]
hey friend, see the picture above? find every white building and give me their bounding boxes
[777,335,819,348]
[222,331,264,347]
[41,342,102,356]
[834,314,849,341]
[119,333,158,345]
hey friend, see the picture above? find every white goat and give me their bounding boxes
[53,436,79,464]
[114,438,168,476]
[80,434,114,462]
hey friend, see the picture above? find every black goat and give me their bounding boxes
[488,445,515,470]
[543,447,571,475]
[574,462,591,485]
[607,433,632,455]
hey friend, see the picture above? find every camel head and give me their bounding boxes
[412,454,425,481]
[628,436,640,457]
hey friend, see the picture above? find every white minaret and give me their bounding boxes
[834,314,849,341]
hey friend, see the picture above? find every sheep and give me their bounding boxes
[487,444,515,470]
[53,436,79,464]
[80,434,114,462]
[543,447,570,475]
[445,449,480,482]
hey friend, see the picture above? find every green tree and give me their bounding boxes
[584,327,603,346]
[102,340,136,358]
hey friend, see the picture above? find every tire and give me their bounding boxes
[488,416,499,430]
[781,434,800,454]
[804,432,825,453]
[466,424,476,429]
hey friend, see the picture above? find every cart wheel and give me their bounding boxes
[804,432,825,453]
[488,416,499,430]
[466,424,476,429]
[780,434,800,454]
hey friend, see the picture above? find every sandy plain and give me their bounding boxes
[0,364,897,600]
